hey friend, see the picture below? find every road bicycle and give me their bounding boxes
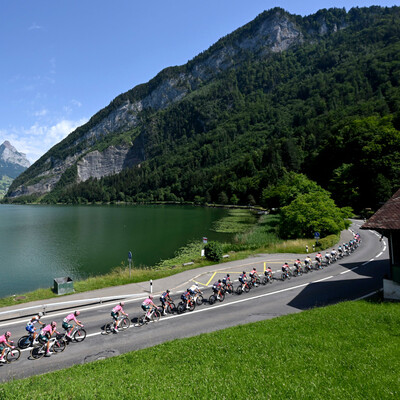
[63,325,87,343]
[2,343,21,363]
[137,307,162,326]
[193,291,204,306]
[104,315,130,334]
[249,275,261,287]
[262,271,273,284]
[281,270,291,281]
[222,281,235,294]
[30,336,66,360]
[292,267,303,277]
[208,288,225,305]
[18,333,37,349]
[160,298,176,314]
[177,298,196,314]
[236,281,251,295]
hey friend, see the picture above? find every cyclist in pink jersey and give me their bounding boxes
[62,311,84,339]
[111,302,128,333]
[38,322,60,357]
[141,296,156,320]
[0,332,14,363]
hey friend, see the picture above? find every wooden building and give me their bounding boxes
[362,188,400,298]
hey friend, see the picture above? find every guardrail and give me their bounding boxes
[0,293,146,322]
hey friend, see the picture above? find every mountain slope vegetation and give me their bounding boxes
[6,6,400,212]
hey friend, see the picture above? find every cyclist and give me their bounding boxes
[181,289,193,309]
[324,252,331,265]
[294,259,302,274]
[39,321,60,357]
[264,266,273,280]
[0,332,14,363]
[222,273,233,292]
[249,268,259,286]
[331,248,337,261]
[159,290,172,315]
[282,262,290,278]
[141,296,157,319]
[62,311,84,340]
[111,302,128,333]
[239,271,247,291]
[338,245,343,257]
[315,252,322,268]
[26,313,44,344]
[212,279,223,300]
[304,256,312,271]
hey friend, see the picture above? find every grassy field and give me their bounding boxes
[0,210,341,307]
[0,299,398,399]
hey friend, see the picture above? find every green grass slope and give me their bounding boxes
[1,299,399,399]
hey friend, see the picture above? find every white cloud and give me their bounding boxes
[33,109,48,117]
[0,118,88,163]
[28,23,43,31]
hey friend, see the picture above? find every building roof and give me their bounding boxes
[361,188,400,231]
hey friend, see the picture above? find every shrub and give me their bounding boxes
[204,241,223,262]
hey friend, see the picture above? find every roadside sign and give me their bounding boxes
[314,232,320,239]
[128,251,132,260]
[202,237,208,244]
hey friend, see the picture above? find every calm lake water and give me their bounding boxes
[0,204,229,298]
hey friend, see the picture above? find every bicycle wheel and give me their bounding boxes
[105,322,114,334]
[73,328,87,343]
[208,294,216,305]
[255,278,261,286]
[188,301,196,312]
[53,339,66,353]
[196,295,204,305]
[137,314,146,326]
[218,292,225,302]
[31,345,45,360]
[177,302,186,314]
[151,310,161,323]
[18,335,32,349]
[236,286,243,295]
[244,284,250,293]
[166,302,176,314]
[119,317,130,331]
[6,348,21,363]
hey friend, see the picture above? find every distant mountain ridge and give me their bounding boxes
[0,141,30,196]
[5,6,400,211]
[0,141,30,178]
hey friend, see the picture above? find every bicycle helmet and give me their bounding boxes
[38,312,43,317]
[243,271,246,274]
[195,283,199,287]
[218,279,222,283]
[74,311,80,316]
[166,289,170,293]
[149,295,153,300]
[5,331,11,337]
[119,302,125,307]
[227,274,230,277]
[51,321,57,327]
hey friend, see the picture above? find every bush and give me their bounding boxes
[204,241,223,262]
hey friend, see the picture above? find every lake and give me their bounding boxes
[0,204,229,298]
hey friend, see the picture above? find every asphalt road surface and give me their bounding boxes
[0,222,389,383]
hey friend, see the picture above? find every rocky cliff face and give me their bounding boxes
[0,141,30,178]
[6,8,343,199]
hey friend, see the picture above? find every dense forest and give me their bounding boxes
[6,7,400,212]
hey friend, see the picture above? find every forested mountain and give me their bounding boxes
[5,6,400,212]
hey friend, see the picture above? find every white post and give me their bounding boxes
[150,279,153,294]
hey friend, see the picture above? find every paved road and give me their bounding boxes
[0,221,389,382]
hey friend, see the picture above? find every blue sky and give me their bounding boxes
[0,1,398,162]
